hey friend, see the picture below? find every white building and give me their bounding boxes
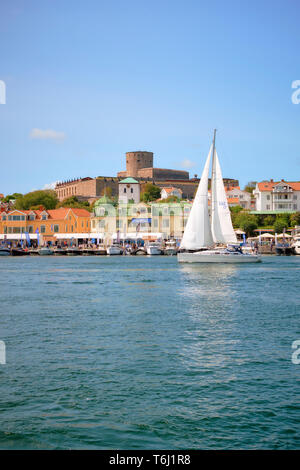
[254,179,300,212]
[226,186,252,209]
[160,187,182,200]
[118,177,140,204]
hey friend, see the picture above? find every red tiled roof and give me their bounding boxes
[257,180,300,191]
[3,207,91,220]
[162,187,183,194]
[227,197,240,204]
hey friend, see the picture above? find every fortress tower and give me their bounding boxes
[125,151,153,177]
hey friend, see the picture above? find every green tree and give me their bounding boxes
[273,218,288,234]
[140,183,161,202]
[290,211,300,227]
[235,212,258,236]
[264,215,275,227]
[229,205,244,227]
[15,190,58,210]
[3,193,23,203]
[56,196,91,211]
[158,195,180,203]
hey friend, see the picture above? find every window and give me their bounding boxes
[71,225,74,232]
[124,188,126,193]
[29,215,35,220]
[42,215,47,220]
[65,225,68,232]
[40,225,46,233]
[153,219,158,228]
[294,195,297,200]
[131,188,133,193]
[294,204,297,210]
[2,216,6,220]
[54,225,59,233]
[267,195,270,200]
[28,226,33,233]
[163,219,169,228]
[266,205,270,210]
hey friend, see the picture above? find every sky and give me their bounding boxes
[0,0,300,195]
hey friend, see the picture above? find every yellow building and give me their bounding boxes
[0,207,91,244]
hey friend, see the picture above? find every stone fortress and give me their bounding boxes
[55,150,238,202]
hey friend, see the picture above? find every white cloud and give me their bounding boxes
[180,159,196,169]
[43,181,58,190]
[29,128,66,141]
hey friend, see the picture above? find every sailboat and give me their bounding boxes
[177,130,261,263]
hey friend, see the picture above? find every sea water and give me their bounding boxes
[0,256,299,449]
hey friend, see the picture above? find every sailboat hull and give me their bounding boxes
[177,251,261,263]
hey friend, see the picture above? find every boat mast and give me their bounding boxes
[211,128,217,223]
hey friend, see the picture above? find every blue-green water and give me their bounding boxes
[0,256,299,449]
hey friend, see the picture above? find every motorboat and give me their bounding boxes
[164,240,178,256]
[107,244,123,255]
[0,247,10,256]
[291,237,300,255]
[146,242,163,255]
[38,247,54,255]
[178,130,261,264]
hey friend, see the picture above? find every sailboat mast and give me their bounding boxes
[211,128,217,225]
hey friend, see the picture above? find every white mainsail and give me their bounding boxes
[180,146,214,250]
[211,150,237,244]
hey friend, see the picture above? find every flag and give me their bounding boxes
[243,233,246,245]
[35,228,40,246]
[25,232,31,247]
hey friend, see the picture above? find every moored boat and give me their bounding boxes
[164,240,178,256]
[146,242,163,255]
[11,248,30,256]
[0,247,10,256]
[38,247,54,256]
[107,244,123,255]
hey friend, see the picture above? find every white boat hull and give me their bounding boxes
[107,246,122,255]
[178,251,261,263]
[146,246,163,255]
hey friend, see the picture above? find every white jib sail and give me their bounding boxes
[180,146,214,250]
[211,150,237,244]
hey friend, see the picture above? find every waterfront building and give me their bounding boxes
[253,179,300,213]
[0,208,91,244]
[91,197,193,241]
